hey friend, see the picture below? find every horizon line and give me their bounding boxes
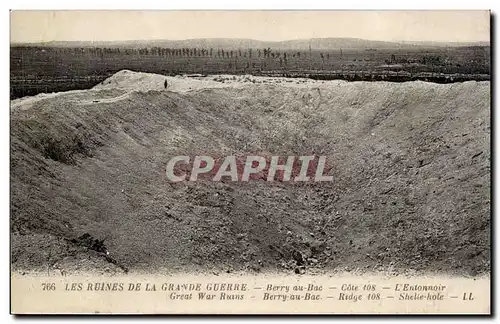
[10,36,491,45]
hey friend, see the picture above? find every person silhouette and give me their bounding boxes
[164,79,168,89]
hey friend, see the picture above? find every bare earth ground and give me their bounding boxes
[10,71,490,276]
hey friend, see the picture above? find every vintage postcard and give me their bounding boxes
[10,10,491,314]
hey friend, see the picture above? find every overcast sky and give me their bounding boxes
[10,10,490,43]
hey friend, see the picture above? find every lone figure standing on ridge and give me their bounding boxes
[164,79,168,89]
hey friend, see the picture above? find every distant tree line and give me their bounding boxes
[14,46,322,61]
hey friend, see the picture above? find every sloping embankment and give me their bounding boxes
[10,71,490,276]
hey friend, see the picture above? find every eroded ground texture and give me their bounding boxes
[11,71,490,276]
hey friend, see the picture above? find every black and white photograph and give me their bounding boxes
[9,10,491,314]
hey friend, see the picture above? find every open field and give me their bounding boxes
[10,45,490,99]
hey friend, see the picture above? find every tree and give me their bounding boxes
[391,54,397,64]
[263,48,272,58]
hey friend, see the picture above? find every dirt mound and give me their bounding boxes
[92,69,232,93]
[10,71,490,276]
